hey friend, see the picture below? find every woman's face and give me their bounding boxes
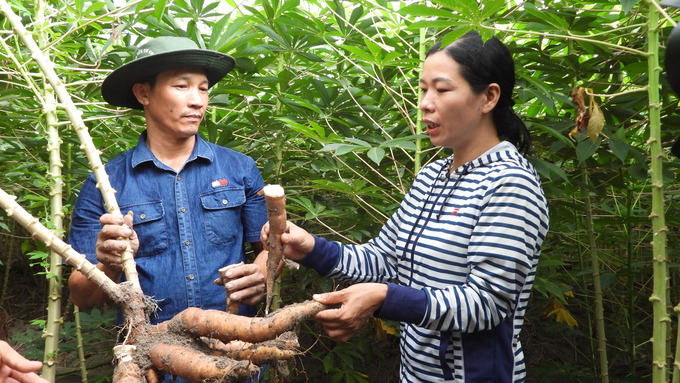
[419,51,497,151]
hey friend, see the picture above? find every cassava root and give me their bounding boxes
[167,300,328,343]
[263,184,286,314]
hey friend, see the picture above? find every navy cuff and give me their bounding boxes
[298,235,340,276]
[373,283,428,324]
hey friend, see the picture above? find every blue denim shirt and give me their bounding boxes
[68,131,268,324]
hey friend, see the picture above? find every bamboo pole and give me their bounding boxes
[580,164,609,383]
[645,2,670,382]
[0,0,140,289]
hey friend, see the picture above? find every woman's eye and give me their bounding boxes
[437,88,448,93]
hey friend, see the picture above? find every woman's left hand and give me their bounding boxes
[312,283,388,342]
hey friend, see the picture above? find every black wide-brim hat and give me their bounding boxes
[101,36,235,110]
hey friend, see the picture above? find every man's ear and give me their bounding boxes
[482,83,501,114]
[132,83,151,107]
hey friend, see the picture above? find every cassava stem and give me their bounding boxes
[0,0,139,289]
[0,187,124,303]
[168,300,328,344]
[264,184,286,314]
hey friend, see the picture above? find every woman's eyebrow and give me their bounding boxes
[420,77,452,84]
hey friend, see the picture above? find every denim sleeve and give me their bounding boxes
[68,175,106,262]
[241,157,267,244]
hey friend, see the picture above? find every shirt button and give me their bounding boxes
[189,274,195,280]
[222,199,228,205]
[181,207,186,213]
[177,175,181,181]
[185,240,190,246]
[140,213,146,220]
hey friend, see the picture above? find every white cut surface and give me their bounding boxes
[264,184,285,197]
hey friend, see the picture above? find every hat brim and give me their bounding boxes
[101,49,235,110]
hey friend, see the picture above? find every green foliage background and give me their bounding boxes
[0,0,679,382]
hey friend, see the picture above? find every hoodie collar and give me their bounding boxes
[444,141,519,176]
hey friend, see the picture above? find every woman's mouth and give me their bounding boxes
[426,123,440,133]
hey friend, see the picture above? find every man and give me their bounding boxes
[67,36,270,329]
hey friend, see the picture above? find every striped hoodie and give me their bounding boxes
[300,141,549,382]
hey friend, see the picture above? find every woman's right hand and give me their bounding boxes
[260,221,315,261]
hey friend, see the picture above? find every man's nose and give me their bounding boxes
[188,87,205,108]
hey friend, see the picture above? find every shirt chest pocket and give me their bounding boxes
[201,188,246,245]
[122,201,168,258]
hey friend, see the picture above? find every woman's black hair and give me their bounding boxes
[426,31,532,155]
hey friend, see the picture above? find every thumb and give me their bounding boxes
[313,291,343,305]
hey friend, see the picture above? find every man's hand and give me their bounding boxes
[221,263,266,306]
[95,211,139,273]
[312,283,388,342]
[260,221,314,261]
[0,341,49,383]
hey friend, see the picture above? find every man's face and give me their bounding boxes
[135,67,209,140]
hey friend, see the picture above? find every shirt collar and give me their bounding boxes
[131,130,215,169]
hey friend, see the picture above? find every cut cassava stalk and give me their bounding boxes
[0,187,124,303]
[0,0,139,290]
[168,300,328,344]
[149,343,260,383]
[113,345,143,383]
[263,184,286,314]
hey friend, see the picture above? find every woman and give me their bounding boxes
[262,31,549,383]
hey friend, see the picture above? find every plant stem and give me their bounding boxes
[37,0,64,379]
[580,164,609,383]
[414,1,426,175]
[645,2,670,382]
[625,187,636,378]
[0,0,140,290]
[73,306,88,383]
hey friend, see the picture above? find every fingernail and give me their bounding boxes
[226,283,233,290]
[313,294,321,300]
[225,271,232,278]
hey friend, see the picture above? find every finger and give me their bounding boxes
[123,211,134,230]
[0,343,43,374]
[100,239,128,254]
[9,370,48,383]
[226,273,265,294]
[229,284,265,304]
[99,213,123,226]
[100,225,134,240]
[260,222,270,243]
[322,326,354,343]
[313,308,343,322]
[312,292,343,305]
[224,264,258,279]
